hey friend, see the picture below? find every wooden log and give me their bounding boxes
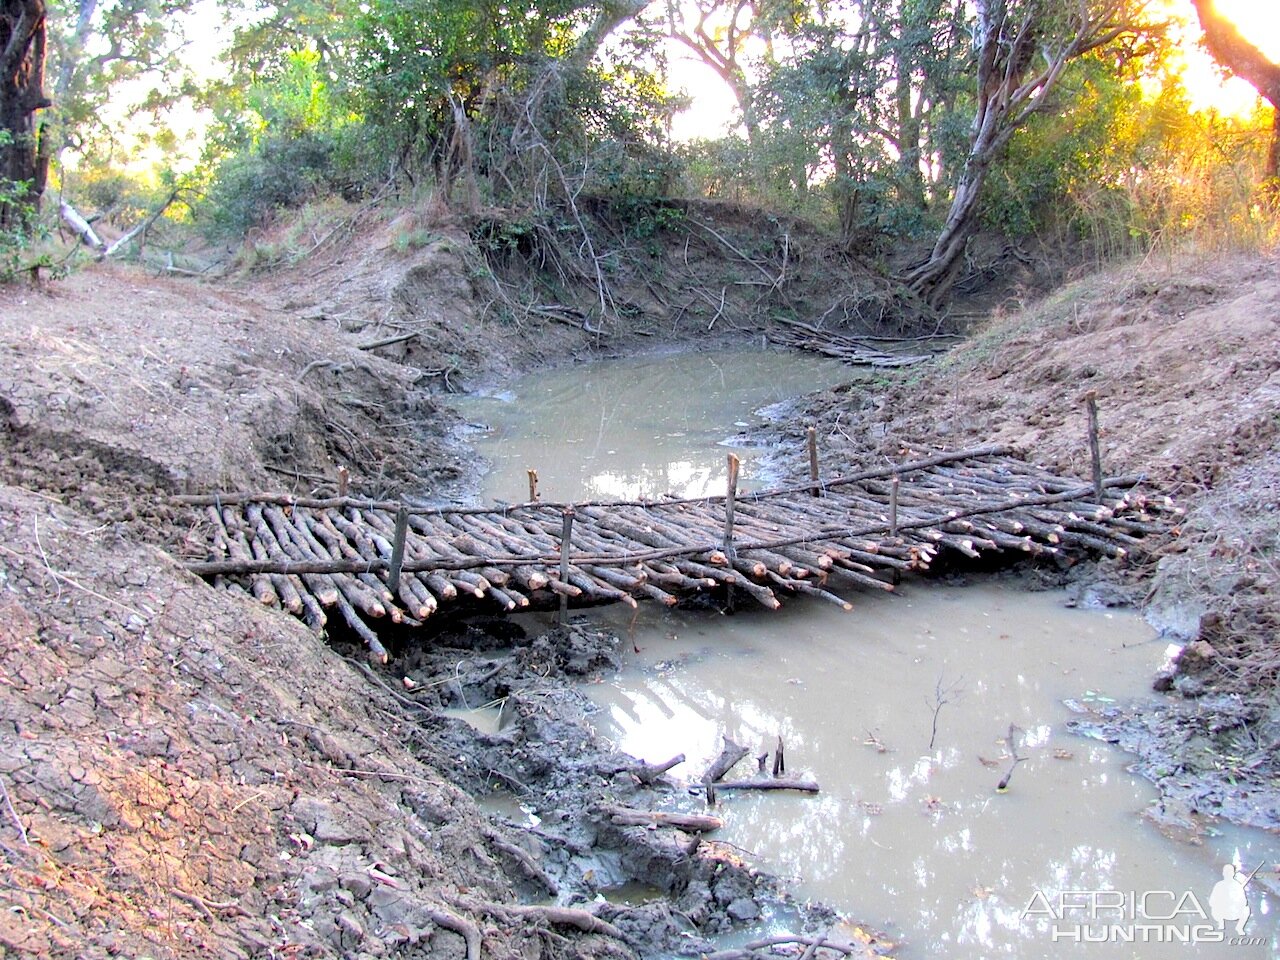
[218,507,279,607]
[486,584,519,612]
[311,513,398,605]
[451,570,490,598]
[395,570,437,620]
[723,453,740,558]
[334,592,389,663]
[1085,391,1103,503]
[269,573,304,615]
[580,563,647,593]
[890,475,900,538]
[280,507,388,617]
[297,580,327,631]
[422,572,458,601]
[634,581,680,606]
[568,570,637,608]
[644,561,716,590]
[789,580,854,610]
[559,508,574,625]
[704,737,749,783]
[604,806,722,832]
[675,559,781,610]
[730,556,769,580]
[829,563,896,593]
[634,753,685,784]
[389,504,409,592]
[546,579,583,599]
[701,778,819,793]
[808,425,820,497]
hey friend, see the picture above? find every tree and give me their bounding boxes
[45,0,203,164]
[0,0,50,227]
[1190,0,1280,189]
[665,0,769,145]
[900,0,1149,306]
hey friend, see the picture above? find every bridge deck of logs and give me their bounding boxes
[176,444,1174,660]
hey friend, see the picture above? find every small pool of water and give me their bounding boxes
[450,347,857,502]
[586,587,1277,958]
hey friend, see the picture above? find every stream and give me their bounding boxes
[452,347,1278,958]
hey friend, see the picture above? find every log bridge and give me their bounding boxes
[176,444,1173,661]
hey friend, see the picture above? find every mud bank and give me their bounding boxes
[350,616,887,957]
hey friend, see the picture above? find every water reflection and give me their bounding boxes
[451,349,858,502]
[583,585,1278,959]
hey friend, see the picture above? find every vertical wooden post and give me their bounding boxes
[889,476,901,586]
[1084,391,1103,502]
[527,468,539,502]
[889,476,900,538]
[558,507,574,626]
[337,466,350,498]
[807,426,820,497]
[723,454,740,558]
[389,504,409,592]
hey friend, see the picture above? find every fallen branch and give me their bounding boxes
[104,188,182,258]
[702,777,819,794]
[358,331,418,351]
[704,934,859,959]
[604,805,723,832]
[170,887,246,921]
[703,736,749,784]
[635,753,685,783]
[58,200,106,253]
[0,775,29,848]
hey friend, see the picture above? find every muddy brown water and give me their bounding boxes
[453,348,1278,958]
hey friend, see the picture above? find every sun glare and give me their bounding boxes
[1164,0,1280,116]
[666,1,1280,141]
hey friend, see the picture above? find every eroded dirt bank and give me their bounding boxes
[2,219,1277,956]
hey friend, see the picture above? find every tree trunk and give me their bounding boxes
[0,0,50,229]
[898,0,1136,307]
[1190,0,1280,187]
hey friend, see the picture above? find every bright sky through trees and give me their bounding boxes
[85,0,1280,169]
[667,0,1279,141]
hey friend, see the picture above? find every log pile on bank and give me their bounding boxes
[767,316,936,367]
[176,445,1174,659]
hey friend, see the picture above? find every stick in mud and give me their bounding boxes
[808,425,820,497]
[388,504,409,592]
[704,736,749,783]
[723,453,740,559]
[1085,391,1104,503]
[634,753,685,784]
[527,468,539,502]
[558,507,574,626]
[890,475,900,538]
